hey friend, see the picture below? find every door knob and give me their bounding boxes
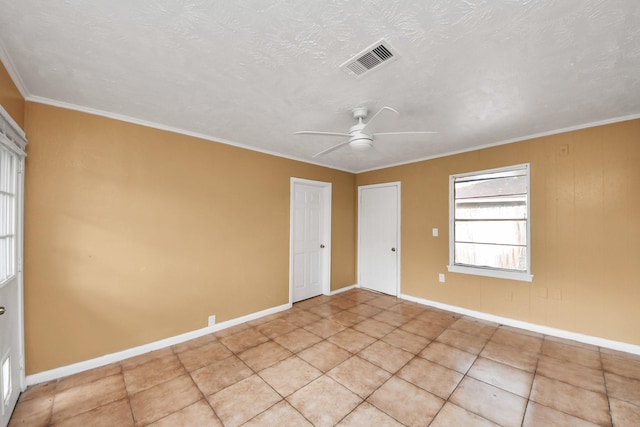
[391,248,396,252]
[0,307,5,315]
[320,244,325,249]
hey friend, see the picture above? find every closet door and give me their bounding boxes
[290,178,332,303]
[358,182,400,296]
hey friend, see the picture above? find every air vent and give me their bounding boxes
[340,39,399,78]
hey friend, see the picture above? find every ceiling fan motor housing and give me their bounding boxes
[348,119,374,150]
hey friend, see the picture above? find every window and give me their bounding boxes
[448,163,532,282]
[0,146,16,286]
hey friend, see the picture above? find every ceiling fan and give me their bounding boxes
[295,106,436,158]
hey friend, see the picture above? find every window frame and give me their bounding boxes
[447,163,533,282]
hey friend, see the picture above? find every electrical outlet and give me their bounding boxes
[208,315,216,326]
[432,228,439,237]
[438,273,445,283]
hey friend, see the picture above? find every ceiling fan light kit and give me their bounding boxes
[349,138,373,151]
[295,106,436,158]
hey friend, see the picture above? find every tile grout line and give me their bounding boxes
[520,340,542,427]
[429,318,492,426]
[293,297,402,424]
[121,359,137,427]
[242,332,310,427]
[600,347,614,427]
[338,298,454,426]
[329,296,421,426]
[178,345,227,427]
[14,289,638,426]
[292,298,371,425]
[529,336,618,426]
[47,376,61,425]
[217,315,320,426]
[305,296,481,425]
[45,368,129,426]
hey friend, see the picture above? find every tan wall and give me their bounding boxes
[24,102,356,374]
[4,58,639,373]
[0,60,25,128]
[358,119,640,345]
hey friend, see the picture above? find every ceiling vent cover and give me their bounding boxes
[340,39,399,78]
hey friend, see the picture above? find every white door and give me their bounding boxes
[358,182,400,296]
[290,179,331,303]
[0,143,24,427]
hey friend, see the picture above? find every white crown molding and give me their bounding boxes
[21,97,640,177]
[25,95,356,174]
[0,39,29,99]
[356,113,640,174]
[400,293,640,356]
[25,302,292,386]
[17,88,640,177]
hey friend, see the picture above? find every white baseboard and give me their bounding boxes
[400,293,640,356]
[26,302,292,386]
[28,291,640,387]
[328,284,359,296]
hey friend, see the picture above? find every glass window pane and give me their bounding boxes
[455,242,528,271]
[455,175,527,199]
[0,146,17,285]
[1,240,5,281]
[0,238,6,282]
[455,220,527,245]
[455,197,527,220]
[0,195,6,235]
[451,164,529,275]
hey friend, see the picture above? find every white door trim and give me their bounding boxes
[16,155,25,393]
[289,178,332,304]
[0,106,27,427]
[357,181,401,296]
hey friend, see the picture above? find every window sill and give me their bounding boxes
[447,265,533,282]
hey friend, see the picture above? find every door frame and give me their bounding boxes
[289,178,332,304]
[0,106,27,425]
[357,181,401,296]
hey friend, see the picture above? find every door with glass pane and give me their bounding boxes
[0,145,22,427]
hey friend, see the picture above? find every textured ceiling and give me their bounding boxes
[1,0,639,172]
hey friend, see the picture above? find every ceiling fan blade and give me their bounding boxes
[294,131,351,138]
[373,131,437,136]
[373,131,437,145]
[361,106,399,134]
[312,140,351,158]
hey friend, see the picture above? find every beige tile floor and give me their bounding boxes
[9,289,640,426]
